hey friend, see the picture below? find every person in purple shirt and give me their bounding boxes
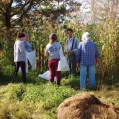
[76,32,99,89]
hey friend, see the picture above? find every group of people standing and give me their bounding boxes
[13,28,99,90]
[45,28,99,89]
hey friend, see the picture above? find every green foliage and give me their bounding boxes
[0,66,119,119]
[0,68,77,119]
[1,17,119,80]
[0,84,74,118]
[1,1,119,118]
[0,0,81,30]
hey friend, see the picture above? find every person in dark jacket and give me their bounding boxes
[65,28,79,75]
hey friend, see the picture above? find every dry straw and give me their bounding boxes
[57,92,119,119]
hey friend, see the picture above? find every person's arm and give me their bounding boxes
[45,51,49,57]
[45,45,49,57]
[96,58,99,64]
[95,44,100,64]
[76,43,82,67]
[73,38,79,53]
[14,42,16,63]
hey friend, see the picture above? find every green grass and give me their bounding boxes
[0,66,119,119]
[0,83,77,119]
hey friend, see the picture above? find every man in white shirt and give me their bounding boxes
[66,28,79,75]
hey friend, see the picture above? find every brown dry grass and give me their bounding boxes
[57,92,119,119]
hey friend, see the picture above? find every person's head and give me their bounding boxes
[24,33,29,41]
[49,33,57,43]
[17,32,25,40]
[82,32,91,41]
[66,28,73,38]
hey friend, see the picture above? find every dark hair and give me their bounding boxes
[67,28,73,33]
[17,32,25,38]
[49,33,57,41]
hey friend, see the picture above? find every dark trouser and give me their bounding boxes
[68,54,76,75]
[48,59,61,85]
[13,61,26,82]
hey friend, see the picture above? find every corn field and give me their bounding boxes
[0,15,119,83]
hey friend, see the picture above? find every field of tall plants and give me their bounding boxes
[1,16,119,82]
[0,16,119,118]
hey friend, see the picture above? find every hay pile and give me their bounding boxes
[57,92,119,119]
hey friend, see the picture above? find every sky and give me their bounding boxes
[75,0,92,3]
[73,0,92,23]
